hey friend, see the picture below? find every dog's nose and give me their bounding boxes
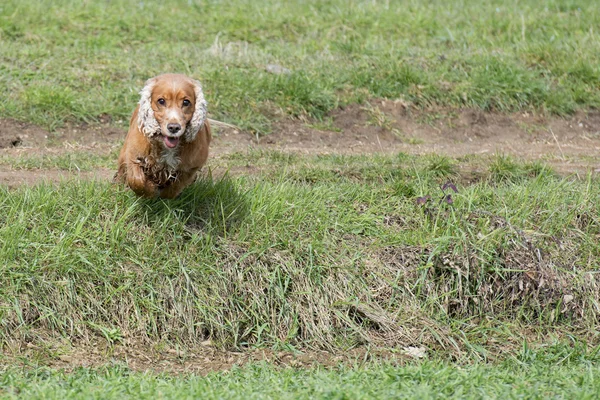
[167,123,181,134]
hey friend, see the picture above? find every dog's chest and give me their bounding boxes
[159,148,180,171]
[137,147,182,187]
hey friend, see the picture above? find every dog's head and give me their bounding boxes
[137,74,207,149]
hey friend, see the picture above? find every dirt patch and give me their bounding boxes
[215,102,600,175]
[252,103,600,173]
[4,340,408,374]
[0,117,123,149]
[0,119,49,149]
[1,104,599,185]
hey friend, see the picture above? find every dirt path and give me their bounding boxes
[5,339,411,374]
[1,103,599,187]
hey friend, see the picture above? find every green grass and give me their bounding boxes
[1,153,598,358]
[0,151,115,171]
[1,0,600,132]
[2,346,600,399]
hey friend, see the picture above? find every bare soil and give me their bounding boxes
[1,102,599,187]
[260,103,600,174]
[4,339,408,374]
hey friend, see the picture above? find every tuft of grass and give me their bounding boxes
[362,103,395,130]
[489,154,553,183]
[424,154,457,177]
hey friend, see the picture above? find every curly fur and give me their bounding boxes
[186,80,208,142]
[137,78,160,137]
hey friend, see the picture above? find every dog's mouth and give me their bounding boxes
[162,135,180,148]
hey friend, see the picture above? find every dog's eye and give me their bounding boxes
[182,99,191,107]
[157,98,166,106]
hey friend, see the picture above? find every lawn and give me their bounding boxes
[1,0,599,132]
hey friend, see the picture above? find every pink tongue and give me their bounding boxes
[163,136,180,148]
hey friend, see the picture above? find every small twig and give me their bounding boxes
[549,128,566,160]
[207,118,241,131]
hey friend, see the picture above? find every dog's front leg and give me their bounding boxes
[127,163,158,197]
[159,179,185,199]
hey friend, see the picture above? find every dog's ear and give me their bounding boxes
[137,77,161,137]
[185,79,208,142]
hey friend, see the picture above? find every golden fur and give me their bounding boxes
[115,74,211,198]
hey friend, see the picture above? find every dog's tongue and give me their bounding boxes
[163,136,180,148]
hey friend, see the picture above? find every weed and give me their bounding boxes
[362,103,395,130]
[425,154,457,177]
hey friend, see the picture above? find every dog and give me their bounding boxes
[115,73,211,199]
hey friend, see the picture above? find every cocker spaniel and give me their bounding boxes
[115,73,211,198]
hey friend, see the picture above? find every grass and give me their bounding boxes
[2,0,600,395]
[2,346,600,399]
[0,151,115,171]
[1,0,600,132]
[0,153,598,359]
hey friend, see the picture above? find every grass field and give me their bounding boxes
[1,0,600,397]
[1,0,600,132]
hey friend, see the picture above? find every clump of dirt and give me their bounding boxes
[0,119,47,149]
[0,136,22,149]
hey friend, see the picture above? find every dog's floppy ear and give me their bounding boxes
[137,77,161,137]
[185,79,208,142]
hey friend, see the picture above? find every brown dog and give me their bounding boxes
[115,73,211,199]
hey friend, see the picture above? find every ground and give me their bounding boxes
[1,105,598,373]
[9,338,411,374]
[1,103,599,189]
